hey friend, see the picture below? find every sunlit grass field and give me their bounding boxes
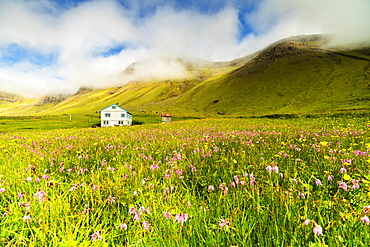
[0,117,369,246]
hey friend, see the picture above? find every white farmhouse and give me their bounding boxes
[100,104,132,127]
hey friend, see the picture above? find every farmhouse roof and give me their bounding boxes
[100,104,132,115]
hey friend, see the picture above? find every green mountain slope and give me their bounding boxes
[1,35,369,118]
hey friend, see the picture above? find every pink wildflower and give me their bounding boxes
[129,207,136,215]
[328,175,334,181]
[92,184,99,191]
[25,177,32,182]
[143,221,150,230]
[22,214,32,222]
[363,205,370,214]
[272,166,279,174]
[313,223,323,236]
[0,188,5,193]
[350,179,360,190]
[303,219,310,225]
[69,186,77,191]
[164,211,171,219]
[361,216,370,225]
[338,181,348,191]
[174,213,189,225]
[133,213,141,221]
[91,231,102,242]
[315,179,322,186]
[118,223,128,230]
[208,185,215,192]
[107,195,116,204]
[219,217,229,229]
[340,167,347,173]
[150,164,159,170]
[33,190,47,202]
[266,166,273,173]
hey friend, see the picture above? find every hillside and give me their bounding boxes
[0,35,369,118]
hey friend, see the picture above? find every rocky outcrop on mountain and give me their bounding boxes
[74,86,94,95]
[34,94,69,106]
[0,92,24,103]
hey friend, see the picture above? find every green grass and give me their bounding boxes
[0,115,100,132]
[0,116,369,246]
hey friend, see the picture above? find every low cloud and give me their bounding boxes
[0,0,369,97]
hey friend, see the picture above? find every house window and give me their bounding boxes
[119,121,123,124]
[121,113,125,118]
[103,121,109,125]
[112,106,116,109]
[105,113,111,117]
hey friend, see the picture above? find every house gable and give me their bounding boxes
[100,104,133,127]
[100,104,132,115]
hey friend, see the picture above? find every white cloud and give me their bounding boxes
[0,0,369,97]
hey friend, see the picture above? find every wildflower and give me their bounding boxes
[350,179,360,190]
[315,179,322,186]
[34,190,47,202]
[219,217,229,229]
[291,178,298,184]
[208,185,215,192]
[118,223,128,230]
[299,192,306,198]
[174,213,189,225]
[164,211,171,219]
[328,175,334,181]
[92,184,99,191]
[272,166,279,174]
[107,195,116,204]
[266,166,273,173]
[18,192,25,198]
[363,205,370,214]
[150,164,159,170]
[143,221,150,230]
[313,223,323,236]
[91,231,102,242]
[129,207,136,215]
[0,187,5,193]
[361,216,370,225]
[303,219,310,225]
[340,167,347,173]
[22,214,32,222]
[69,186,77,191]
[338,181,348,191]
[25,177,32,182]
[231,182,236,187]
[133,213,141,221]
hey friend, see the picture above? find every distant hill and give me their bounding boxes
[1,34,369,118]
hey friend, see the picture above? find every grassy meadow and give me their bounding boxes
[0,116,369,246]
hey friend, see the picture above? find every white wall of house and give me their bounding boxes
[100,104,132,127]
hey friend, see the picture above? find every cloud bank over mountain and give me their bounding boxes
[0,0,369,97]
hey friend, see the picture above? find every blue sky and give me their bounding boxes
[0,0,369,96]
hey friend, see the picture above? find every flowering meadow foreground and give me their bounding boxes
[0,117,369,246]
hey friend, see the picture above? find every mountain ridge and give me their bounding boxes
[1,34,369,117]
